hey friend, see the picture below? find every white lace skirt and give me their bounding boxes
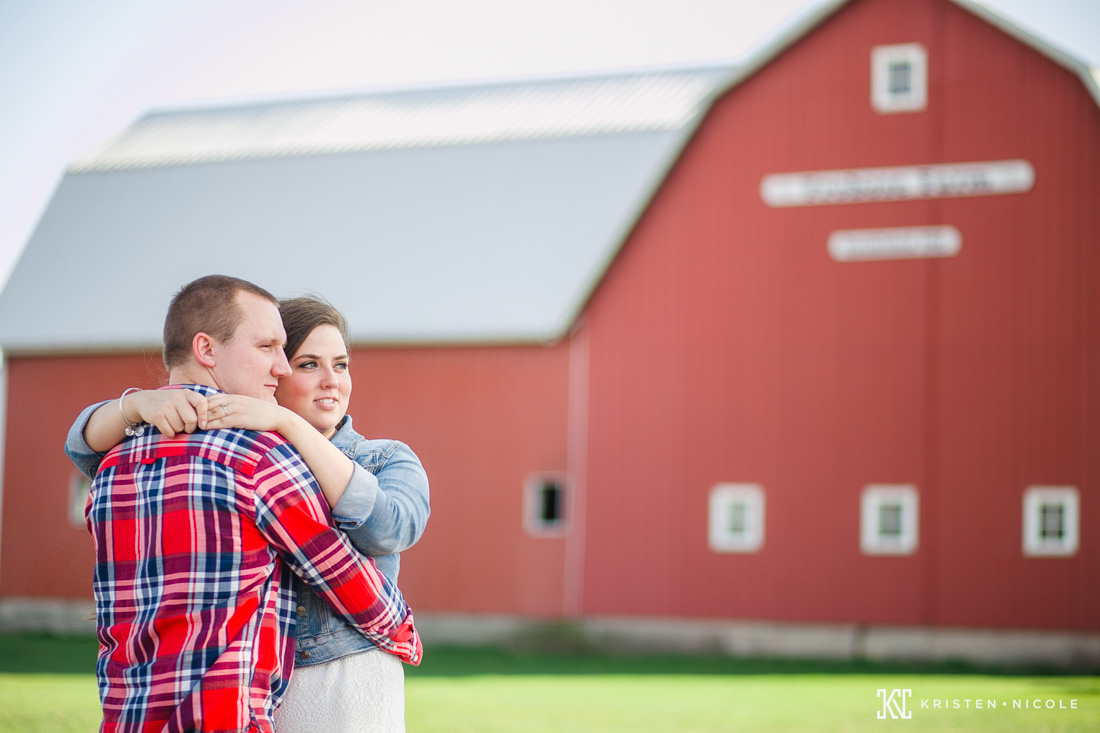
[275,650,405,732]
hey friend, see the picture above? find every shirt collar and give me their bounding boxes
[163,383,224,398]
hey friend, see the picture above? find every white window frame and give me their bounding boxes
[861,484,919,555]
[1023,486,1079,557]
[872,43,927,113]
[708,483,765,553]
[523,472,570,538]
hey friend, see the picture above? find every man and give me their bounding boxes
[66,275,421,732]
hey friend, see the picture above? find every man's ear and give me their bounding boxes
[193,332,217,368]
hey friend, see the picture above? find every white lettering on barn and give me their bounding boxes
[828,225,961,262]
[760,160,1034,207]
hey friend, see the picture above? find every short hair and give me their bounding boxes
[280,296,350,360]
[162,275,279,370]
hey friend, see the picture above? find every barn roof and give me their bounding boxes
[0,0,1096,353]
[69,71,727,173]
[0,66,730,352]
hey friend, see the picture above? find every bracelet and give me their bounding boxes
[119,387,146,437]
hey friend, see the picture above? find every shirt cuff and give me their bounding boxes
[330,463,380,530]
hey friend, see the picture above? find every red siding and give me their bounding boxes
[346,345,571,616]
[579,0,1099,630]
[2,344,572,617]
[1,352,166,599]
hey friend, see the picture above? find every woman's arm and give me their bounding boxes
[82,388,210,452]
[203,394,354,508]
[65,401,112,479]
[208,399,429,558]
[65,388,212,478]
[332,442,430,557]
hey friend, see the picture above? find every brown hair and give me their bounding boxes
[280,295,350,361]
[162,275,278,370]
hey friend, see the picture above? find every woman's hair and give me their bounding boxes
[279,295,350,360]
[163,274,278,370]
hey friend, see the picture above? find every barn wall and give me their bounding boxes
[2,0,1097,638]
[578,0,1099,630]
[1,343,572,617]
[345,344,571,616]
[1,352,167,599]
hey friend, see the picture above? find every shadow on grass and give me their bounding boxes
[4,632,1095,679]
[0,633,98,674]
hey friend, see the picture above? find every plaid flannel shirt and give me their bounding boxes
[85,385,422,733]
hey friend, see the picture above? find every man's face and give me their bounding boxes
[209,291,291,402]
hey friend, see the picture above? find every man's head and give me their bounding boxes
[163,275,290,401]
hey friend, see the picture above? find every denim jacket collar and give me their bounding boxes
[329,415,358,454]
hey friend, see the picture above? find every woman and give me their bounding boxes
[65,296,430,732]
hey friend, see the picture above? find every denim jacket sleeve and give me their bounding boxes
[329,440,430,557]
[63,400,112,479]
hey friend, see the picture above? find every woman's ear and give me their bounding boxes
[193,332,217,368]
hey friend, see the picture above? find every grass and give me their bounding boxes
[2,633,1097,732]
[0,633,102,732]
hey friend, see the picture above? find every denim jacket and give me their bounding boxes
[293,415,429,667]
[64,404,430,668]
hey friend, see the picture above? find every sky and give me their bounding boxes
[1,0,1098,294]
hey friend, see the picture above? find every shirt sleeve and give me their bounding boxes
[63,400,112,479]
[330,442,430,556]
[251,441,423,665]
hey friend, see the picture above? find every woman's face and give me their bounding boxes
[274,324,352,439]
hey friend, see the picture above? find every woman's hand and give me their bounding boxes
[202,394,294,434]
[205,393,355,509]
[126,388,210,439]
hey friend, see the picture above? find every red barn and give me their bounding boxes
[1,0,1097,665]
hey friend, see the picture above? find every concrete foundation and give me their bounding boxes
[4,599,1097,670]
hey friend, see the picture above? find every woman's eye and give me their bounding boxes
[297,361,317,369]
[335,362,349,371]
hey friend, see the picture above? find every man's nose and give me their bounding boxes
[273,349,292,377]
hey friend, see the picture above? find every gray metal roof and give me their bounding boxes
[72,71,726,172]
[0,65,731,352]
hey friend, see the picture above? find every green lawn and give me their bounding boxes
[2,634,1097,732]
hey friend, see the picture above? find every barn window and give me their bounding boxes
[524,473,570,537]
[1023,486,1078,557]
[888,60,911,95]
[708,483,765,553]
[69,472,92,529]
[871,44,927,113]
[878,503,903,537]
[860,485,918,555]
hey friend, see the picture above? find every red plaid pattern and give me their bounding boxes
[86,385,421,733]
